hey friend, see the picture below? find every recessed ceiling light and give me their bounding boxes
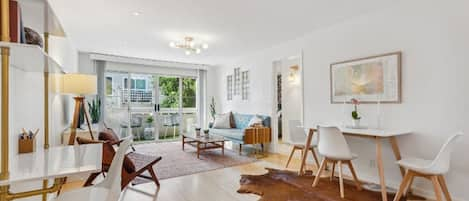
[132,11,142,16]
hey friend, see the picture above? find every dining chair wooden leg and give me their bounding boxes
[347,161,362,190]
[148,167,160,187]
[285,147,296,168]
[431,176,443,201]
[402,171,415,197]
[310,148,320,168]
[437,175,452,201]
[300,149,304,162]
[313,158,328,187]
[338,161,345,198]
[330,162,336,181]
[393,170,413,201]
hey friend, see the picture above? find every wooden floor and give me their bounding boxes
[62,151,429,201]
[120,154,309,201]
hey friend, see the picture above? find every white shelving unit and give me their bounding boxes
[0,41,63,73]
[0,0,75,200]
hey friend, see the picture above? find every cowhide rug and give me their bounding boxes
[238,168,423,201]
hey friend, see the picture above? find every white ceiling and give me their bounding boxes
[48,0,393,65]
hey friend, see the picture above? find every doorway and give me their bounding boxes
[104,71,198,142]
[271,53,304,154]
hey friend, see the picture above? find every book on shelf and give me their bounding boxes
[0,0,23,43]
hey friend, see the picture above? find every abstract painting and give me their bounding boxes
[330,52,401,103]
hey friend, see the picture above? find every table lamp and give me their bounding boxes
[61,73,97,145]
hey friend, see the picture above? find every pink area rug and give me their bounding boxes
[132,141,257,184]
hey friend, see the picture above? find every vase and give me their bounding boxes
[352,119,361,128]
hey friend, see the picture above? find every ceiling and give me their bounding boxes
[48,0,393,65]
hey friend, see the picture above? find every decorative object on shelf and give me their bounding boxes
[351,98,361,128]
[18,128,39,154]
[330,52,401,103]
[24,27,43,47]
[169,36,208,55]
[87,96,101,124]
[203,129,210,136]
[61,73,97,145]
[241,70,249,100]
[209,96,216,121]
[227,75,233,100]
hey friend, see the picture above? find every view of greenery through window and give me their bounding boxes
[159,77,196,108]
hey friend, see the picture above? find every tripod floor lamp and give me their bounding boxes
[61,74,97,145]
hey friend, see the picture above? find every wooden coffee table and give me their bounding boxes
[182,133,227,159]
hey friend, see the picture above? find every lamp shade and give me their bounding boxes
[61,74,97,95]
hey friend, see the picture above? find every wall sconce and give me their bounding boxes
[288,65,299,83]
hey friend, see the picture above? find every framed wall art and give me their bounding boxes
[227,75,233,100]
[330,52,402,103]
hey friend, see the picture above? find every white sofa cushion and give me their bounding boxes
[213,113,232,129]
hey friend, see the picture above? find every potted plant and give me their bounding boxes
[203,129,210,137]
[209,97,216,122]
[88,96,101,124]
[351,98,361,127]
[143,115,155,140]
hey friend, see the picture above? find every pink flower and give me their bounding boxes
[351,98,360,105]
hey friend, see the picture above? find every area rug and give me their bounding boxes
[238,168,423,201]
[132,141,257,184]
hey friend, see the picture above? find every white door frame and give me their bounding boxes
[270,51,305,154]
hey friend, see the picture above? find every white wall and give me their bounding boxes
[215,1,469,200]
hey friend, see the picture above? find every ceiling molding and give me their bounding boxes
[88,52,210,70]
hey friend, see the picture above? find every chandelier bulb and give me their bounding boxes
[169,41,176,48]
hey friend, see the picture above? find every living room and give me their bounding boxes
[0,0,468,201]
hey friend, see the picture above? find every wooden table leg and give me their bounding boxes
[389,136,405,176]
[299,129,314,175]
[376,137,388,201]
[197,141,200,159]
[182,136,185,151]
[222,141,225,155]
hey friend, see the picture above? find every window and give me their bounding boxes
[124,78,146,90]
[105,77,112,95]
[182,78,196,108]
[135,79,146,90]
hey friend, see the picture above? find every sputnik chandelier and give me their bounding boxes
[169,36,208,55]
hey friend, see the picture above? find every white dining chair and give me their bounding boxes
[54,137,133,201]
[312,126,362,198]
[285,120,320,168]
[393,132,463,201]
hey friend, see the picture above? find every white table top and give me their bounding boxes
[0,144,102,185]
[308,125,412,137]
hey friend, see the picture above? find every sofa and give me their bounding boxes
[209,113,271,153]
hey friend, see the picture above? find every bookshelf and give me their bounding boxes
[0,41,63,72]
[1,0,71,200]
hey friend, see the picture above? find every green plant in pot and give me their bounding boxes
[209,97,216,122]
[146,115,154,127]
[351,98,361,127]
[88,96,101,124]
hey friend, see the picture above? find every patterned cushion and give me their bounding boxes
[233,113,271,129]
